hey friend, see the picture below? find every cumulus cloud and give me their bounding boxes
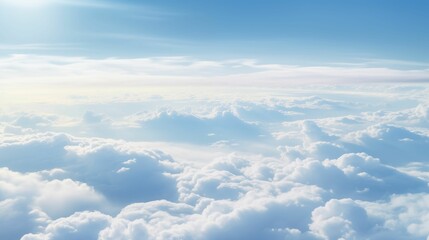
[283,153,428,201]
[2,85,429,239]
[0,132,181,206]
[279,118,429,166]
[22,211,112,240]
[130,110,266,144]
[343,124,429,166]
[310,198,376,240]
[0,168,106,239]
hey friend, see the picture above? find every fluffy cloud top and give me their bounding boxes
[1,85,429,239]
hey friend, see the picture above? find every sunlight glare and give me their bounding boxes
[0,0,51,8]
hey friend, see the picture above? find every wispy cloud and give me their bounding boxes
[1,55,428,88]
[93,33,193,48]
[57,0,123,9]
[0,43,79,51]
[57,0,176,19]
[329,58,429,69]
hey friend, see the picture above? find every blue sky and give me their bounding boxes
[0,0,428,66]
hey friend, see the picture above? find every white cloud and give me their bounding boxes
[131,110,265,144]
[0,168,107,239]
[310,198,376,240]
[1,55,428,93]
[22,211,112,240]
[362,193,429,238]
[1,84,429,239]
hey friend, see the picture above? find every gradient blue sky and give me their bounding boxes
[0,0,428,66]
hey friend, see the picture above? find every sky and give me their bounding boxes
[0,0,428,66]
[2,1,429,240]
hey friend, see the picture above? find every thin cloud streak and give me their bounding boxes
[1,55,428,88]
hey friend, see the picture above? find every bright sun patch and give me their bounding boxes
[0,0,50,7]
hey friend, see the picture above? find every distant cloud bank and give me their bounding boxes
[1,55,428,88]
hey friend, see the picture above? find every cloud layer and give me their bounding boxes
[1,55,428,88]
[1,85,429,239]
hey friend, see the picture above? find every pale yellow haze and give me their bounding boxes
[1,55,428,106]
